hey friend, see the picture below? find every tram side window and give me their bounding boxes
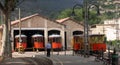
[34,38,37,42]
[75,37,81,43]
[52,38,55,42]
[56,37,61,43]
[16,38,25,43]
[78,37,81,43]
[49,38,53,43]
[38,37,41,42]
[38,37,40,42]
[52,37,61,43]
[38,37,43,42]
[91,37,94,43]
[22,38,26,43]
[76,38,79,43]
[98,36,104,43]
[55,38,57,42]
[94,37,97,43]
[74,37,77,43]
[16,38,19,42]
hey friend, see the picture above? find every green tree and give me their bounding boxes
[57,8,101,25]
[0,0,24,59]
[57,9,73,19]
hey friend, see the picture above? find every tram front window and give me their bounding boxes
[51,38,60,43]
[74,37,81,43]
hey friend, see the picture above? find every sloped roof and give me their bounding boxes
[0,13,39,29]
[56,17,70,23]
[11,13,39,25]
[56,17,84,26]
[0,13,64,30]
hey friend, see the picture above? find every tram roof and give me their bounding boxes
[49,34,61,38]
[89,34,104,36]
[73,35,83,37]
[32,34,43,37]
[73,34,104,37]
[15,34,27,38]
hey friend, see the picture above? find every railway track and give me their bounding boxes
[50,57,63,65]
[21,57,39,65]
[0,57,53,65]
[22,57,53,65]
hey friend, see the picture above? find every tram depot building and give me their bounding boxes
[0,13,84,51]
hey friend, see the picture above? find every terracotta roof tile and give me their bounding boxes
[0,13,64,30]
[56,17,70,23]
[0,13,39,30]
[11,13,39,25]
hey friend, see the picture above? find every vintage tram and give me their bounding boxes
[32,34,44,51]
[15,34,27,51]
[49,34,62,50]
[72,35,83,52]
[72,34,106,54]
[89,34,106,53]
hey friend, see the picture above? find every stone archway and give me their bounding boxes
[73,30,83,35]
[48,30,60,36]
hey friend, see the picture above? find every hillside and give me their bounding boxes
[11,0,82,20]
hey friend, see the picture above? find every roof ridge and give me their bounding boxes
[11,13,39,25]
[56,17,70,23]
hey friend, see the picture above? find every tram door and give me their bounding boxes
[73,35,83,51]
[15,34,27,51]
[32,34,44,51]
[49,34,62,50]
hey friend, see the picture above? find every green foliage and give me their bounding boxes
[102,11,116,19]
[57,8,101,25]
[88,10,101,25]
[102,4,116,9]
[72,9,84,21]
[107,40,120,46]
[57,9,72,19]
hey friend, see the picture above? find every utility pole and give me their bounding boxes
[18,8,22,53]
[71,0,100,57]
[115,4,119,50]
[116,4,119,41]
[83,0,89,57]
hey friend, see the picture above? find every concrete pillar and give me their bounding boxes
[67,29,72,49]
[69,30,73,49]
[11,28,14,51]
[44,20,48,46]
[61,26,65,50]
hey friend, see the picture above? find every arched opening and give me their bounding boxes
[14,29,44,51]
[48,30,60,36]
[73,30,83,35]
[48,30,62,51]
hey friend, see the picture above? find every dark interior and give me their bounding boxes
[14,30,44,51]
[73,31,83,35]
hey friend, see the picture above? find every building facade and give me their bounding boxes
[0,14,84,51]
[56,17,84,49]
[90,18,120,41]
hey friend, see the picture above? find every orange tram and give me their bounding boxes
[73,34,106,54]
[32,34,44,51]
[15,34,27,51]
[73,35,83,51]
[49,34,62,50]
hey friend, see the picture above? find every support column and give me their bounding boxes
[44,20,48,46]
[61,26,65,50]
[11,28,14,52]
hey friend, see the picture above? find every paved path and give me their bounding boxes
[48,55,103,65]
[0,51,120,65]
[0,58,28,65]
[12,51,104,65]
